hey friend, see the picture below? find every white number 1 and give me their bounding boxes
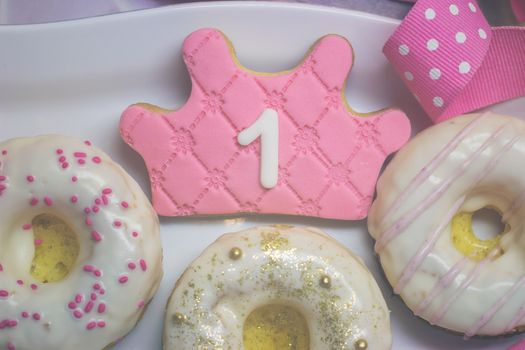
[237,108,279,189]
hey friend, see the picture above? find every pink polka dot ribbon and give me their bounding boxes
[384,0,525,123]
[509,339,525,350]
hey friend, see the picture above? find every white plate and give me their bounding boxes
[1,2,524,349]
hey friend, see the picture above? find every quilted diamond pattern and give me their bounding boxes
[120,28,411,220]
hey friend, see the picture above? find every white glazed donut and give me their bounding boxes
[368,113,525,337]
[164,225,391,350]
[0,135,162,350]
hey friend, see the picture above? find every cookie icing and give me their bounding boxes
[164,225,391,349]
[120,28,411,220]
[0,135,162,350]
[368,113,525,337]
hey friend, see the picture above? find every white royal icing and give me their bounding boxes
[237,108,279,189]
[369,113,525,337]
[164,225,391,349]
[0,135,162,350]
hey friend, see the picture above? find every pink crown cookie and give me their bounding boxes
[120,28,411,220]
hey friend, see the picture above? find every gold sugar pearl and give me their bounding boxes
[319,275,331,288]
[172,312,187,324]
[355,338,368,350]
[229,247,243,260]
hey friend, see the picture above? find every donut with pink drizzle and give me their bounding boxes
[369,113,525,337]
[0,135,162,350]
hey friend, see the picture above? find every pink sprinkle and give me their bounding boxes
[86,321,97,330]
[75,294,83,303]
[91,231,101,242]
[30,197,39,206]
[74,152,87,158]
[132,231,139,238]
[128,262,136,270]
[62,162,69,169]
[73,310,83,319]
[83,265,94,272]
[56,149,63,155]
[94,198,101,205]
[0,176,5,181]
[92,156,101,164]
[114,220,122,227]
[7,341,15,350]
[21,311,29,318]
[71,195,78,203]
[138,300,145,308]
[72,176,78,182]
[85,217,92,226]
[22,224,32,230]
[0,320,7,329]
[0,263,3,271]
[84,140,92,146]
[26,175,35,182]
[102,188,112,195]
[93,283,101,290]
[92,206,99,213]
[0,184,6,191]
[8,319,18,327]
[32,313,41,321]
[1,150,6,155]
[84,301,94,313]
[99,289,106,295]
[102,195,109,205]
[84,207,91,214]
[16,280,23,285]
[139,259,147,271]
[68,302,77,309]
[58,156,66,163]
[30,284,38,290]
[97,320,106,328]
[90,293,97,301]
[97,303,106,314]
[0,289,9,297]
[94,270,102,277]
[78,159,86,165]
[118,275,128,284]
[44,196,53,206]
[121,201,129,208]
[34,239,43,246]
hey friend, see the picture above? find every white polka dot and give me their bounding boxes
[459,61,471,74]
[479,28,487,39]
[449,4,459,15]
[433,96,444,107]
[456,32,467,44]
[399,44,410,56]
[469,2,477,12]
[427,39,439,51]
[425,8,436,20]
[429,68,441,80]
[404,71,414,81]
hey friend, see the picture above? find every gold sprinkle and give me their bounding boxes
[229,247,243,260]
[319,275,331,289]
[261,231,289,252]
[172,312,187,324]
[355,338,368,349]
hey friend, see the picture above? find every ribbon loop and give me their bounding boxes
[385,0,525,123]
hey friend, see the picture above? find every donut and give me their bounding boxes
[368,113,525,337]
[0,135,162,350]
[164,225,390,349]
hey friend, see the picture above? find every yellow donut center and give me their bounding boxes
[243,304,309,350]
[30,214,80,283]
[451,208,506,261]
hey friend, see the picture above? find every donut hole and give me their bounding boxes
[243,304,309,350]
[30,213,80,283]
[451,207,507,261]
